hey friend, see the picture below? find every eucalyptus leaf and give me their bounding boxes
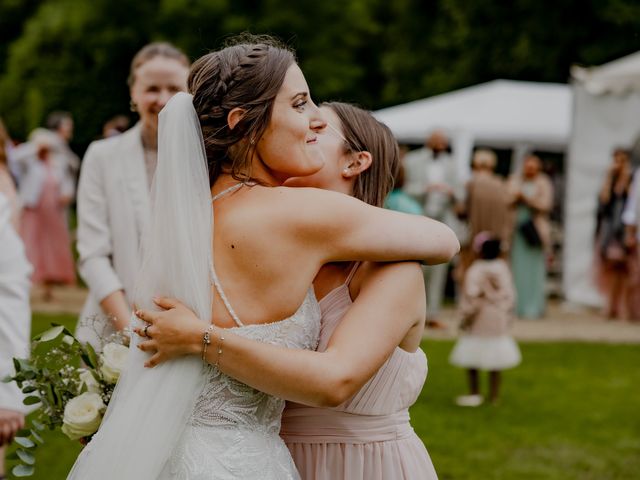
[2,374,13,383]
[14,436,35,448]
[38,325,65,342]
[12,464,35,477]
[16,448,35,465]
[22,385,37,393]
[31,429,44,443]
[31,420,45,431]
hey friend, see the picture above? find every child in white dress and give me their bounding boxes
[450,232,521,406]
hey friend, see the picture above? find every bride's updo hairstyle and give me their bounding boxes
[188,35,295,185]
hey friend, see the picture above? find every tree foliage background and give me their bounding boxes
[2,0,640,150]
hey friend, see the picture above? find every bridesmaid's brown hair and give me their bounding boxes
[322,102,400,208]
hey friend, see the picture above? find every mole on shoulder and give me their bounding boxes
[231,244,235,249]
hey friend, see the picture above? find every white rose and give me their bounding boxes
[78,369,101,394]
[61,392,105,440]
[100,343,129,384]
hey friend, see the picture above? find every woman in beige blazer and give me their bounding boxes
[507,154,554,319]
[75,43,190,349]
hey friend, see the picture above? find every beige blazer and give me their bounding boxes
[507,173,554,248]
[75,124,150,347]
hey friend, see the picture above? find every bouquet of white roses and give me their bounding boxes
[3,322,129,477]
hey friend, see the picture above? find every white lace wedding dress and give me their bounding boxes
[159,289,320,479]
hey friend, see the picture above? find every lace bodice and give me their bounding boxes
[189,288,321,434]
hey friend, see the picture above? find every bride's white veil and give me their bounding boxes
[68,92,212,479]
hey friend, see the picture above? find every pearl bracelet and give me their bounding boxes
[202,324,215,362]
[202,324,224,367]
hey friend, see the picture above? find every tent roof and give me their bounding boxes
[374,79,571,149]
[571,51,640,95]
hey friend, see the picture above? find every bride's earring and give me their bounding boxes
[130,100,138,113]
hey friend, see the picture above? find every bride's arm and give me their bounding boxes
[135,261,425,407]
[275,187,459,265]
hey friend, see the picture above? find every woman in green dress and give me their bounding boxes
[507,155,554,319]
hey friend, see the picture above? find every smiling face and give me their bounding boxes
[255,64,326,184]
[284,106,354,194]
[130,56,189,132]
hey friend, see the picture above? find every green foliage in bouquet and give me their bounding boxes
[3,323,129,478]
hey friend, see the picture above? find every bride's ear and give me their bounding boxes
[227,108,246,130]
[342,151,373,178]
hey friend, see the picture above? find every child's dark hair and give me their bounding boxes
[481,238,501,260]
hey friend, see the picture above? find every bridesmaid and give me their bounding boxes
[142,102,439,479]
[75,42,189,348]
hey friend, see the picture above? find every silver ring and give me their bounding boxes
[143,324,150,338]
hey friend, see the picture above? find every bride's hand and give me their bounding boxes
[134,297,205,368]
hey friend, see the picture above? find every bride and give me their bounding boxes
[68,36,458,479]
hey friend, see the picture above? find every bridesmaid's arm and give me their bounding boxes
[136,262,425,407]
[276,187,460,265]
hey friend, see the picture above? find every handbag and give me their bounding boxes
[518,218,542,247]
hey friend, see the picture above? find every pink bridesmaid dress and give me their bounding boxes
[20,162,75,285]
[281,264,438,480]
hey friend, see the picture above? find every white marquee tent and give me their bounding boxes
[564,51,640,306]
[374,79,572,176]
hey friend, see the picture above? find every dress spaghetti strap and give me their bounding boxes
[209,182,246,327]
[344,261,361,287]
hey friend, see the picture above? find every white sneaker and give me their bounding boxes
[455,394,483,407]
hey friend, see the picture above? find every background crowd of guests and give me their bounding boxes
[395,130,555,324]
[395,131,640,331]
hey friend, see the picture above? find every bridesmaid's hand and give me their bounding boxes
[134,297,205,368]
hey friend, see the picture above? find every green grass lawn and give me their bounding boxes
[6,313,640,479]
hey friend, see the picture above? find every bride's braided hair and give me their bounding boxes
[188,35,295,185]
